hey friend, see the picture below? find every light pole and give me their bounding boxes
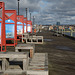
[26,8,27,18]
[17,0,20,15]
[33,16,35,25]
[26,8,27,32]
[30,13,31,21]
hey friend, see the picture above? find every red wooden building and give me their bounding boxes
[5,10,17,47]
[17,15,24,40]
[0,2,6,52]
[27,20,32,33]
[24,17,27,33]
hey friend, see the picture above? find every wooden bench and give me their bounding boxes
[0,52,29,74]
[27,53,48,75]
[15,44,35,58]
[22,33,29,43]
[53,33,62,37]
[22,34,43,44]
[27,36,43,44]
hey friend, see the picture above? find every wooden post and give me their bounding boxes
[64,28,65,33]
[22,34,23,42]
[42,36,43,44]
[59,29,61,33]
[23,59,27,71]
[57,26,58,33]
[71,30,73,37]
[31,38,33,43]
[6,58,9,69]
[15,49,19,52]
[62,26,64,34]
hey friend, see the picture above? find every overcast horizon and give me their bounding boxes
[1,0,75,25]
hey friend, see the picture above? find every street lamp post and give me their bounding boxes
[26,8,27,18]
[26,8,27,32]
[30,13,31,21]
[33,16,35,25]
[17,0,20,15]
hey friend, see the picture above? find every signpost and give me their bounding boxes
[5,10,17,47]
[0,2,6,52]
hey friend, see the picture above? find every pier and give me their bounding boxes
[0,1,75,75]
[0,30,74,75]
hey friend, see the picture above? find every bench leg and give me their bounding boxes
[26,39,27,43]
[22,35,23,43]
[2,59,6,71]
[22,38,24,43]
[32,45,35,55]
[6,58,9,69]
[30,49,33,58]
[15,49,19,52]
[23,59,28,71]
[31,38,33,43]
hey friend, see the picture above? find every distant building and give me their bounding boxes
[42,25,51,30]
[69,26,74,30]
[56,22,60,25]
[34,24,53,31]
[39,25,42,32]
[49,26,53,30]
[58,26,63,29]
[53,26,58,30]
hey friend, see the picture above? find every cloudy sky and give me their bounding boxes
[1,0,75,25]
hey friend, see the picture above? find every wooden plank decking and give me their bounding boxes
[27,53,48,75]
[15,44,35,58]
[0,52,29,74]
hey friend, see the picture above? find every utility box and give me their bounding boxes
[17,15,24,40]
[27,21,32,33]
[0,2,6,52]
[5,10,17,47]
[24,17,27,33]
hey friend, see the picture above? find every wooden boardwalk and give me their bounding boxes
[15,44,35,58]
[0,30,75,75]
[27,53,48,75]
[36,30,75,75]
